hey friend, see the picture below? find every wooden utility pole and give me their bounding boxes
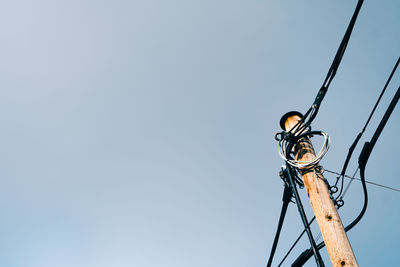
[281,112,358,267]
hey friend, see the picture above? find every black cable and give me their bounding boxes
[276,216,316,267]
[321,0,364,89]
[292,84,400,267]
[277,1,368,260]
[286,165,325,267]
[266,184,292,267]
[368,85,400,148]
[361,57,400,134]
[267,165,324,267]
[293,0,365,132]
[334,57,400,198]
[292,163,368,267]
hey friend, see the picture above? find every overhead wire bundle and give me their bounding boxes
[284,0,364,138]
[267,0,365,264]
[265,0,400,266]
[277,130,331,170]
[291,56,400,267]
[332,57,400,202]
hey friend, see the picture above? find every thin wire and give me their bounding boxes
[291,74,400,267]
[361,57,400,133]
[325,169,400,193]
[340,168,359,199]
[314,232,322,243]
[334,57,400,197]
[296,169,358,264]
[277,217,316,267]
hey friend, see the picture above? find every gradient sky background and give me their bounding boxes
[1,1,399,266]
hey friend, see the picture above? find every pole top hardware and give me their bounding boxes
[280,111,303,130]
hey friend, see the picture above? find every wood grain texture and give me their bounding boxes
[284,115,358,267]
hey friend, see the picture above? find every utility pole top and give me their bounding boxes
[280,113,359,267]
[279,111,303,130]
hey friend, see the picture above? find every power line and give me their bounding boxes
[266,185,292,267]
[280,166,400,266]
[284,0,365,137]
[334,56,400,199]
[290,56,400,266]
[277,217,316,267]
[326,169,400,193]
[340,168,359,199]
[292,83,400,267]
[278,61,400,266]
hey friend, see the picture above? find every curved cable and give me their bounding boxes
[274,1,366,263]
[334,57,400,198]
[278,131,330,169]
[292,84,400,267]
[292,161,368,267]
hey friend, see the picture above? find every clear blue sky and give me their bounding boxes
[0,1,399,266]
